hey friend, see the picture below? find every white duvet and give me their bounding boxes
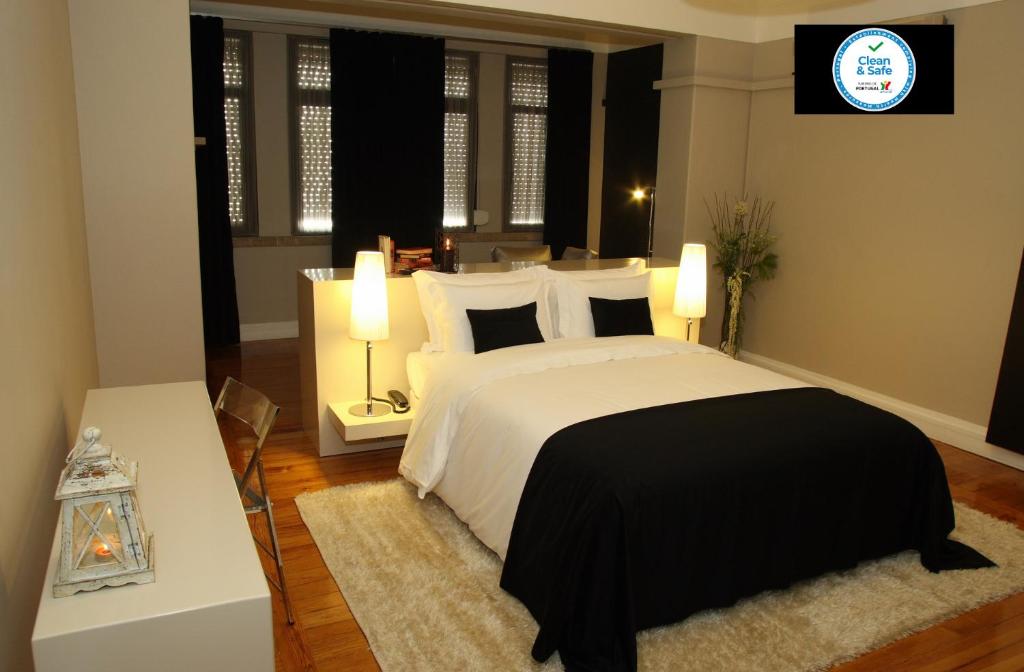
[399,336,809,559]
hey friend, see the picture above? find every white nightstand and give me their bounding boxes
[327,401,416,446]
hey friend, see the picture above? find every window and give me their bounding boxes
[443,52,478,228]
[505,57,548,228]
[289,37,332,234]
[223,31,258,235]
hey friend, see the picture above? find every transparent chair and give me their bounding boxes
[213,376,294,624]
[491,245,553,262]
[561,246,598,260]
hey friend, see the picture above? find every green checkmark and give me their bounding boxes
[868,41,884,52]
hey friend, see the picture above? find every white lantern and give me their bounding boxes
[53,427,154,598]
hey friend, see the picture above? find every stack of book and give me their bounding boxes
[394,246,433,274]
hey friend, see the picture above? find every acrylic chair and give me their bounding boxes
[561,246,598,260]
[491,245,553,262]
[213,376,294,624]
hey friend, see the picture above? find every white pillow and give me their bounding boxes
[538,263,640,336]
[412,267,544,352]
[549,271,652,339]
[428,278,556,353]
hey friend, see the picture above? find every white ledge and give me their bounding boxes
[654,75,793,92]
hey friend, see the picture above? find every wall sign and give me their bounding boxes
[796,24,953,114]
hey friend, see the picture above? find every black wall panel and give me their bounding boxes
[599,44,663,259]
[988,249,1024,454]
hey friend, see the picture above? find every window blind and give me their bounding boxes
[291,39,332,234]
[443,53,477,228]
[507,58,548,227]
[223,33,256,234]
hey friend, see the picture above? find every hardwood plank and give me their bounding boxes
[205,338,1024,672]
[883,614,1024,671]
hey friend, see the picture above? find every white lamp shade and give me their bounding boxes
[350,251,390,341]
[674,243,707,319]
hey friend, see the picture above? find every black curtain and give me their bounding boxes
[543,49,593,261]
[599,44,663,258]
[987,248,1024,454]
[190,16,240,346]
[330,29,445,267]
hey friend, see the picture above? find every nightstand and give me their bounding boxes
[327,401,416,447]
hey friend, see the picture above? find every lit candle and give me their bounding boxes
[94,542,112,561]
[440,236,456,273]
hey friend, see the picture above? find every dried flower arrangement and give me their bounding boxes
[705,194,779,356]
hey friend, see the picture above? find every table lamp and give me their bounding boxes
[349,251,391,417]
[673,243,707,342]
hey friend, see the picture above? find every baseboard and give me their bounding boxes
[740,351,1024,473]
[239,320,299,342]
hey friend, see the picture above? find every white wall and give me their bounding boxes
[0,1,99,667]
[235,244,330,326]
[653,36,754,347]
[741,0,1024,426]
[652,1,1024,429]
[473,49,512,232]
[250,30,292,238]
[69,0,206,386]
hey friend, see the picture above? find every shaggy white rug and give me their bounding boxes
[295,479,1024,672]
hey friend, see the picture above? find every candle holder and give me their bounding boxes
[436,229,459,273]
[53,427,155,597]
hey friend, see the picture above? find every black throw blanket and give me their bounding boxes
[500,388,992,672]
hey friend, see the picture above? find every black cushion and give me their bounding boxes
[589,297,654,337]
[466,302,545,354]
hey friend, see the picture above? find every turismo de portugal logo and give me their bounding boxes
[833,28,916,111]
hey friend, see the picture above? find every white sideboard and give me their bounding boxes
[32,382,273,672]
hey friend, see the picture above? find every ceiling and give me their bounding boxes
[195,0,994,46]
[193,0,672,52]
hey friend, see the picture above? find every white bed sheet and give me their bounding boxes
[406,350,471,401]
[406,351,433,401]
[399,336,809,559]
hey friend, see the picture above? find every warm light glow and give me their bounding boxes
[298,216,333,234]
[674,244,707,319]
[350,251,390,342]
[94,543,112,560]
[632,188,648,201]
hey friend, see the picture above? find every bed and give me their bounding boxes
[400,266,991,672]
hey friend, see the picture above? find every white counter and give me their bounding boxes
[32,382,272,672]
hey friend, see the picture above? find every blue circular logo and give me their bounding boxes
[833,28,915,111]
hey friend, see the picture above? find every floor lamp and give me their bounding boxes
[674,243,707,343]
[632,186,657,260]
[349,251,392,417]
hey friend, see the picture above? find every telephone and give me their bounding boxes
[387,389,410,413]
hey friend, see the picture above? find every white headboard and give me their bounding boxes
[298,258,698,456]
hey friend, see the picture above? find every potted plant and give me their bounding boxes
[705,194,779,356]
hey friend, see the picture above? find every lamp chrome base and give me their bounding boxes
[348,401,392,418]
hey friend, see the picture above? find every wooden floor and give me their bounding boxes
[207,338,1024,672]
